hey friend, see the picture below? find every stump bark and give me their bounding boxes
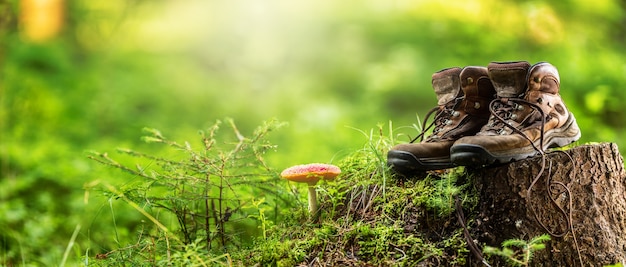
[470,142,626,266]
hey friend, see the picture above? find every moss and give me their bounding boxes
[87,121,480,266]
[242,123,477,266]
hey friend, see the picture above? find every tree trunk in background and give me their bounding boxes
[470,143,626,266]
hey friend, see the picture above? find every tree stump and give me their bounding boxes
[469,142,626,266]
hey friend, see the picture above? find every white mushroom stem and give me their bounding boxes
[307,184,318,216]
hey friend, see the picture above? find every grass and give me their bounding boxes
[79,119,555,266]
[237,122,477,266]
[85,118,289,265]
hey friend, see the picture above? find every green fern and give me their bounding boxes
[87,118,288,264]
[483,234,550,267]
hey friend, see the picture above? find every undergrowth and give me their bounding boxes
[240,122,478,266]
[86,119,536,266]
[87,118,289,266]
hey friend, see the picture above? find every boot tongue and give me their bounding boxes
[432,67,462,105]
[528,62,560,94]
[487,61,531,98]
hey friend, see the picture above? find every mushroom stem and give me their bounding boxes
[280,163,340,222]
[307,184,318,217]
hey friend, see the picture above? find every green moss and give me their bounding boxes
[82,120,484,266]
[242,123,476,266]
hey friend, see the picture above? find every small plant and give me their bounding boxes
[87,118,288,263]
[426,168,474,217]
[247,198,272,240]
[483,234,551,267]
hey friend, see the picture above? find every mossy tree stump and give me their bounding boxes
[469,143,626,266]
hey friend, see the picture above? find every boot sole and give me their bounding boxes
[387,150,454,175]
[450,112,581,166]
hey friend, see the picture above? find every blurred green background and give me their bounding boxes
[1,0,625,264]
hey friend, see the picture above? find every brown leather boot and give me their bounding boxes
[450,61,581,166]
[387,66,495,175]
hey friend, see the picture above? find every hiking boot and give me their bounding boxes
[387,66,496,175]
[450,61,581,166]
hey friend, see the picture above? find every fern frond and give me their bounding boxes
[502,238,527,248]
[529,234,551,245]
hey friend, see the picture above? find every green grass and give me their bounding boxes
[236,122,477,266]
[77,120,485,266]
[84,118,291,265]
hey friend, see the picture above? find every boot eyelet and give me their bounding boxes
[445,120,453,125]
[537,98,543,103]
[467,77,473,84]
[452,111,460,117]
[474,102,481,109]
[510,114,517,120]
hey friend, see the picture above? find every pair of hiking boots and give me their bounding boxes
[387,61,581,176]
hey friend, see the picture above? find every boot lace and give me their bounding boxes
[410,97,463,143]
[482,97,584,266]
[485,97,547,154]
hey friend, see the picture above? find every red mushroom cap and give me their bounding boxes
[280,163,341,184]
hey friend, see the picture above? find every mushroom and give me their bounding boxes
[280,163,341,219]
